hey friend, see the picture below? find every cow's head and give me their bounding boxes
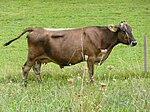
[108,21,137,46]
[117,21,137,46]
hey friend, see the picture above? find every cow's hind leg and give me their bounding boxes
[87,56,95,83]
[32,61,42,82]
[22,60,35,87]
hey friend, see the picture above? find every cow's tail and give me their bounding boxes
[3,27,34,46]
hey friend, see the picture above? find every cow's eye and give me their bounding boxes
[123,29,126,32]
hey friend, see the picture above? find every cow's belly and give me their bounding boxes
[35,52,84,67]
[47,48,83,65]
[53,54,84,66]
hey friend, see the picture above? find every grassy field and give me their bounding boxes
[0,0,150,111]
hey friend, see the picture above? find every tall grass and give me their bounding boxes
[0,0,150,111]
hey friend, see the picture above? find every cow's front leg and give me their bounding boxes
[32,61,42,82]
[87,56,95,83]
[22,60,34,87]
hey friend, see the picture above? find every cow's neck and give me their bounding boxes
[101,29,119,51]
[96,30,119,65]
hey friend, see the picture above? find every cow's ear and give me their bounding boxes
[108,24,118,32]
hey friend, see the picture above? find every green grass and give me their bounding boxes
[0,0,150,112]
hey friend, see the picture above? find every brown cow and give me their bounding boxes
[4,21,137,86]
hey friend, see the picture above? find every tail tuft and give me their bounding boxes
[3,42,11,46]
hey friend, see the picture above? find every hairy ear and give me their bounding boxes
[108,24,118,32]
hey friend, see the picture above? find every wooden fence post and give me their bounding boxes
[144,35,147,73]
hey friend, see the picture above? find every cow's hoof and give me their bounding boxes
[21,82,27,87]
[87,79,94,85]
[22,80,27,87]
[37,79,42,84]
[90,77,94,83]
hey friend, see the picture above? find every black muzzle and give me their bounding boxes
[130,41,137,46]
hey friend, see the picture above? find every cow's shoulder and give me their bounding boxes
[83,26,100,35]
[84,26,103,32]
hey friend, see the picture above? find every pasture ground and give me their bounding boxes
[0,0,150,111]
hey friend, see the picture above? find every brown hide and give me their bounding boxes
[27,27,118,66]
[4,22,137,86]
